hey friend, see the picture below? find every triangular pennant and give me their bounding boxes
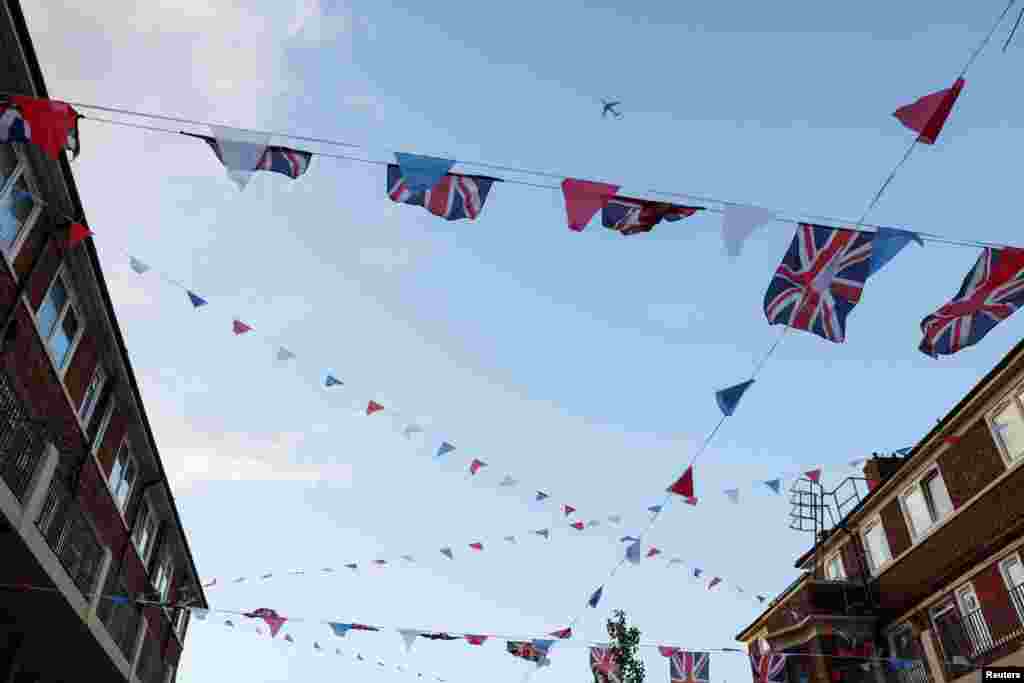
[684,496,698,506]
[534,528,550,539]
[366,401,385,415]
[498,475,518,487]
[570,521,585,530]
[465,635,488,646]
[403,423,424,439]
[243,608,287,638]
[715,379,755,416]
[764,479,782,494]
[607,514,622,525]
[344,563,358,571]
[469,542,484,551]
[536,491,549,502]
[724,488,740,504]
[205,125,273,190]
[129,257,150,274]
[601,196,702,236]
[440,547,454,560]
[868,227,924,277]
[232,319,252,335]
[893,78,965,145]
[805,469,822,484]
[721,205,776,259]
[647,504,663,514]
[693,568,703,578]
[469,458,487,475]
[658,646,679,657]
[563,504,575,517]
[895,446,914,456]
[708,577,722,590]
[549,627,572,639]
[620,536,640,543]
[276,347,296,362]
[324,374,343,387]
[586,519,601,528]
[561,178,621,231]
[757,595,767,603]
[667,466,694,499]
[394,153,456,193]
[626,540,643,564]
[7,96,81,160]
[372,559,387,567]
[436,441,455,458]
[67,222,92,247]
[187,291,207,308]
[587,585,604,608]
[314,642,322,651]
[646,547,661,559]
[400,555,415,563]
[398,629,418,653]
[504,535,517,544]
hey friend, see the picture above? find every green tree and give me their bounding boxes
[604,610,646,683]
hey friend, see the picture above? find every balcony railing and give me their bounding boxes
[135,631,167,683]
[35,475,104,597]
[96,568,141,663]
[0,370,46,502]
[933,586,1024,679]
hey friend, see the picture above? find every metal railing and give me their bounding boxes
[35,475,104,597]
[0,370,46,502]
[895,659,932,683]
[134,632,166,683]
[96,568,141,662]
[934,596,1024,679]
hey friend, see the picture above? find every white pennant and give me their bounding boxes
[398,629,418,654]
[129,256,150,274]
[721,205,776,259]
[209,125,271,191]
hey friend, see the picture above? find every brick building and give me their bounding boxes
[736,340,1024,683]
[0,1,206,681]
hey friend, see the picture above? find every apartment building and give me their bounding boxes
[0,1,206,681]
[736,339,1024,683]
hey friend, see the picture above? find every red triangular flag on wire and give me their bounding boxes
[465,635,488,646]
[469,458,487,475]
[232,319,252,335]
[10,96,81,160]
[658,646,679,657]
[561,178,621,231]
[893,78,965,145]
[646,547,661,558]
[805,469,822,484]
[469,542,483,551]
[366,401,384,415]
[667,466,694,499]
[67,222,92,246]
[684,496,698,506]
[570,521,585,530]
[550,627,572,639]
[563,504,575,517]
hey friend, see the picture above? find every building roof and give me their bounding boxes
[5,0,208,610]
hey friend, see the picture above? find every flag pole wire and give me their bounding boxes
[0,582,917,662]
[1003,5,1024,50]
[555,0,1018,643]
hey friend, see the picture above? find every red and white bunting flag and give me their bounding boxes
[563,504,576,517]
[893,78,965,144]
[232,319,253,335]
[366,401,385,415]
[469,542,483,551]
[469,458,487,475]
[570,521,585,530]
[465,635,488,646]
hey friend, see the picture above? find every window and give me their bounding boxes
[0,146,39,258]
[37,271,82,370]
[78,365,106,424]
[888,623,917,661]
[901,468,954,539]
[109,440,137,514]
[91,402,114,452]
[175,607,189,638]
[153,550,174,602]
[991,398,1024,464]
[132,499,159,565]
[825,552,845,580]
[862,518,891,574]
[956,584,994,656]
[999,554,1024,623]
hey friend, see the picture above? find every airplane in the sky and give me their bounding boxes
[601,98,623,119]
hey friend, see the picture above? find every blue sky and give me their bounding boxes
[19,1,1024,682]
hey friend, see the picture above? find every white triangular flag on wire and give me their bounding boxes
[398,629,418,654]
[129,257,150,274]
[721,205,776,259]
[208,125,272,191]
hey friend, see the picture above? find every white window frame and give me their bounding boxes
[955,582,993,657]
[0,144,43,263]
[899,466,954,541]
[108,438,137,517]
[988,390,1024,466]
[78,364,107,426]
[132,496,160,567]
[861,516,892,575]
[998,552,1024,624]
[825,551,845,580]
[153,549,174,603]
[91,401,114,453]
[36,266,85,377]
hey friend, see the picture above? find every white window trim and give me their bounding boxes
[861,515,892,576]
[898,465,954,542]
[108,438,137,518]
[154,550,174,603]
[0,144,43,264]
[78,364,107,427]
[954,581,993,657]
[998,552,1024,623]
[988,392,1024,467]
[825,551,845,580]
[132,495,160,567]
[36,265,85,379]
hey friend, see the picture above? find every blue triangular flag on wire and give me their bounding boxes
[587,585,604,608]
[276,347,296,362]
[764,479,781,494]
[868,227,923,277]
[129,257,150,274]
[187,290,207,308]
[436,442,455,459]
[625,540,643,565]
[693,568,703,578]
[724,488,740,503]
[440,547,453,560]
[534,528,550,539]
[647,504,663,514]
[716,379,754,416]
[895,446,913,456]
[536,491,549,502]
[395,153,455,193]
[330,623,353,637]
[620,535,640,543]
[325,374,343,387]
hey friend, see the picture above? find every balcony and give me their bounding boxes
[931,585,1024,680]
[35,474,104,597]
[0,369,47,503]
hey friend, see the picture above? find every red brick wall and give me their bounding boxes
[840,536,866,580]
[11,217,47,280]
[63,325,98,411]
[937,421,1006,510]
[25,237,61,311]
[95,406,128,476]
[880,498,912,559]
[973,560,1022,642]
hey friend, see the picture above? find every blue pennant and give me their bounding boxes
[436,442,455,459]
[325,374,343,387]
[587,585,604,608]
[764,479,782,494]
[187,290,208,308]
[715,379,755,416]
[868,227,923,277]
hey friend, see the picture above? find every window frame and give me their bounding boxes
[887,622,916,661]
[108,438,137,517]
[78,364,107,426]
[91,401,114,453]
[861,516,892,575]
[988,391,1024,467]
[899,465,954,541]
[998,552,1024,624]
[153,549,174,603]
[0,144,43,263]
[132,495,160,567]
[36,266,85,376]
[824,551,845,581]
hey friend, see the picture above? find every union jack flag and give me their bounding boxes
[256,146,312,179]
[601,196,702,236]
[919,247,1024,357]
[750,653,787,683]
[507,640,552,664]
[0,97,80,160]
[591,647,622,683]
[387,164,497,221]
[763,224,874,343]
[670,650,710,683]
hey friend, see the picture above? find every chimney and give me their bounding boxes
[862,452,907,492]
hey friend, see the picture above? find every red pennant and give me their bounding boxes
[684,496,698,506]
[366,401,384,415]
[570,521,585,530]
[11,96,80,160]
[232,319,252,335]
[563,504,575,517]
[469,458,486,475]
[667,466,694,499]
[243,608,287,638]
[805,469,822,484]
[469,542,483,551]
[561,178,621,231]
[549,627,572,639]
[658,646,679,657]
[465,635,488,646]
[67,223,92,247]
[943,435,962,446]
[893,78,965,145]
[867,478,880,492]
[646,547,661,558]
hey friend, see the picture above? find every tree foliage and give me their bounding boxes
[606,610,645,683]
